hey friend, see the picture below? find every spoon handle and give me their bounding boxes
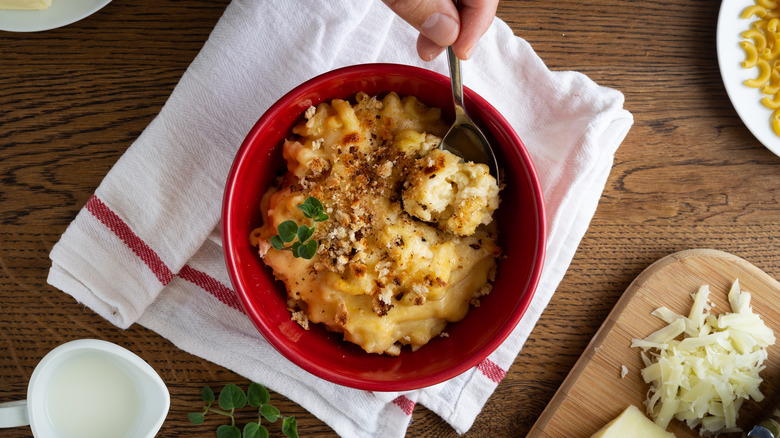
[446,45,467,118]
[448,0,466,114]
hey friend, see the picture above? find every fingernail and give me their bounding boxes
[423,47,445,61]
[417,35,446,61]
[421,13,459,47]
[464,44,476,59]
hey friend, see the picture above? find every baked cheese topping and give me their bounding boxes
[402,148,499,236]
[251,92,501,355]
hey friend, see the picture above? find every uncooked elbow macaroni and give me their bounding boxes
[740,0,780,135]
[250,92,501,355]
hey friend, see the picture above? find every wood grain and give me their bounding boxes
[530,249,780,437]
[1,1,779,437]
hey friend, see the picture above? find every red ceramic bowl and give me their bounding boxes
[223,63,545,391]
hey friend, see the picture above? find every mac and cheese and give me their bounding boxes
[250,92,501,355]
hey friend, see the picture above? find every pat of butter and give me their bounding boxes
[0,0,51,10]
[591,405,676,438]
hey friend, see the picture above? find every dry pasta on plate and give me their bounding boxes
[717,0,780,156]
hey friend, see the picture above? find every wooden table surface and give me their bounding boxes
[2,1,779,437]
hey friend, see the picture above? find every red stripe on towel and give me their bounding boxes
[86,195,241,311]
[86,195,174,285]
[477,358,506,383]
[179,265,242,311]
[392,395,415,416]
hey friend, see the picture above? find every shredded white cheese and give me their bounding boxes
[631,280,775,435]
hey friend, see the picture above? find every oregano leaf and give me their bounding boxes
[276,220,298,243]
[282,416,299,438]
[297,239,318,260]
[217,424,241,438]
[202,386,215,403]
[297,204,315,218]
[297,224,314,243]
[297,197,323,218]
[307,196,324,210]
[242,422,268,438]
[269,235,285,250]
[260,404,281,422]
[291,241,303,257]
[247,383,270,407]
[192,383,296,438]
[219,383,246,410]
[267,197,328,259]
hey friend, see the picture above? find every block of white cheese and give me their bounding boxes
[591,405,676,437]
[0,0,51,10]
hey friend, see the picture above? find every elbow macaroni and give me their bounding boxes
[764,66,780,93]
[742,29,767,51]
[745,58,772,87]
[251,92,502,355]
[741,40,759,68]
[740,0,780,135]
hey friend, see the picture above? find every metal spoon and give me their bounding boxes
[438,42,500,186]
[748,426,776,438]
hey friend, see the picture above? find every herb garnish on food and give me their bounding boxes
[269,197,328,260]
[188,382,299,438]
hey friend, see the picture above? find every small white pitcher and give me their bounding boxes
[0,339,169,438]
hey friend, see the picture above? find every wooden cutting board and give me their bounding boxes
[529,249,780,437]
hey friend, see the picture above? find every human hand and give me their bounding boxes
[382,0,499,61]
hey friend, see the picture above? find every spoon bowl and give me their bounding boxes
[439,46,501,185]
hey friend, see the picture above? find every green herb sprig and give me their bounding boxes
[269,197,329,260]
[188,383,299,438]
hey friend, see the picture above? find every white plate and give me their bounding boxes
[717,0,780,157]
[0,0,111,32]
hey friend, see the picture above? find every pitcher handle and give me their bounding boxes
[0,400,29,428]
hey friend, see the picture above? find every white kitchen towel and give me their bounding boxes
[47,0,633,436]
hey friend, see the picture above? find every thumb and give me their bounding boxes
[382,0,461,48]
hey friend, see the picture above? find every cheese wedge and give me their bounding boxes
[0,0,51,10]
[591,405,676,437]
